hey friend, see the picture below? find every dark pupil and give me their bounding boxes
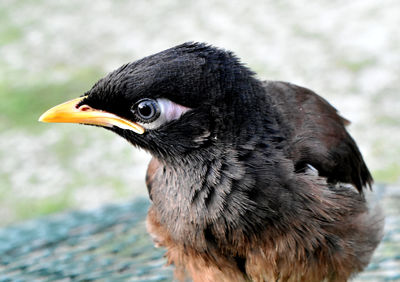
[132,98,160,122]
[138,102,154,118]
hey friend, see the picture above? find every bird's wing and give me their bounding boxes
[264,81,372,193]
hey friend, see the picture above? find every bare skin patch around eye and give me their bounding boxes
[138,98,191,130]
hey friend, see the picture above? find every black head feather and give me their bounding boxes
[79,42,280,160]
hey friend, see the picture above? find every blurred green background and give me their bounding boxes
[0,0,399,226]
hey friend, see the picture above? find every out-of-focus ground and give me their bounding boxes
[0,185,398,281]
[0,0,399,226]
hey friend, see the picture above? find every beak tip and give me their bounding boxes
[38,112,49,123]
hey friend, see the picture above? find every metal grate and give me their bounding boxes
[0,185,399,281]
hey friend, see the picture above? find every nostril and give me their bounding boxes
[78,105,92,112]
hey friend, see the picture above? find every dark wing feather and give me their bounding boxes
[264,81,372,193]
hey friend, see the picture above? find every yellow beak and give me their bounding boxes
[38,96,145,134]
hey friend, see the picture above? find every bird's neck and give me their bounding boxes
[148,142,286,251]
[148,146,236,243]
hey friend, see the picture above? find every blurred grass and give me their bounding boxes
[0,68,102,131]
[0,8,23,45]
[374,163,400,183]
[337,57,377,73]
[15,192,73,219]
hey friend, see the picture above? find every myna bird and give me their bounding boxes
[39,42,383,281]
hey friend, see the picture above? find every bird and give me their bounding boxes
[39,42,383,282]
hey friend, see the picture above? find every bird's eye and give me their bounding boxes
[131,98,191,130]
[132,99,160,122]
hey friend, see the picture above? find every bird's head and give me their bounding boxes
[39,42,272,161]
